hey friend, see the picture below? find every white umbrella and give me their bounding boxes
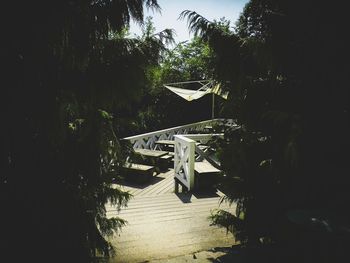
[164,80,228,118]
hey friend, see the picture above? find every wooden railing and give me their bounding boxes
[123,119,238,191]
[124,119,231,150]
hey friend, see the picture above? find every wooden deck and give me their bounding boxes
[107,169,236,262]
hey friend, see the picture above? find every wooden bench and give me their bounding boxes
[133,149,169,172]
[155,140,175,152]
[194,161,221,174]
[194,161,222,191]
[174,161,222,193]
[159,154,174,171]
[122,163,156,184]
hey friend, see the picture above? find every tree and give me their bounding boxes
[0,0,168,261]
[181,1,349,262]
[136,35,219,132]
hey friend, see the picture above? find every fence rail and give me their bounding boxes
[124,119,233,150]
[123,119,238,191]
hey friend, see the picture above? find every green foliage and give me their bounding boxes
[1,0,170,261]
[157,37,213,83]
[134,36,218,132]
[62,108,132,256]
[210,209,246,242]
[182,1,349,261]
[138,17,175,66]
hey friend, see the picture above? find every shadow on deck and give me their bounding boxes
[107,169,236,262]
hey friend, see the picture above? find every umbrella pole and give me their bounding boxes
[211,93,215,119]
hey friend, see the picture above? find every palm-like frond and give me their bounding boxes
[92,0,160,33]
[154,28,176,46]
[138,28,176,65]
[209,209,247,242]
[179,10,217,40]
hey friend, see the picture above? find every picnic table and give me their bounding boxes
[134,148,168,158]
[155,140,203,148]
[155,139,175,146]
[134,148,171,172]
[204,125,213,131]
[155,139,175,151]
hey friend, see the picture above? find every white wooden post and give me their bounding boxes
[188,140,195,190]
[174,135,195,191]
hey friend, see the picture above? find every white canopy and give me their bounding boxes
[164,81,228,101]
[164,86,207,101]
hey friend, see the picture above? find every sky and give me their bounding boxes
[129,0,249,43]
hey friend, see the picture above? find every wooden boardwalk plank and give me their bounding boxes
[140,176,173,196]
[107,169,236,262]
